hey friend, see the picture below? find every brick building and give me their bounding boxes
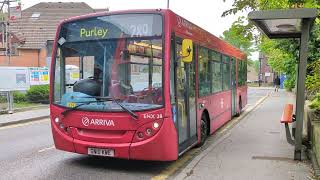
[0,2,107,67]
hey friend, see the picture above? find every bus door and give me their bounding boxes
[231,58,237,116]
[175,39,197,153]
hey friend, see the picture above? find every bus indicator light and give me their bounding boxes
[138,132,144,139]
[146,128,152,135]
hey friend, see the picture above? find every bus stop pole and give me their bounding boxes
[294,18,312,160]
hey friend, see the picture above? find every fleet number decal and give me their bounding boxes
[143,113,163,119]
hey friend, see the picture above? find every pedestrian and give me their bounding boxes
[274,75,280,92]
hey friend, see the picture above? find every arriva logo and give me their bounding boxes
[82,117,90,126]
[81,117,115,127]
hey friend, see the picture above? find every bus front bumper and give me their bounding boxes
[52,118,178,161]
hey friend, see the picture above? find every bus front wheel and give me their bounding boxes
[198,115,208,147]
[235,97,242,117]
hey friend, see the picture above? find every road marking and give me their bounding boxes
[0,119,49,130]
[152,93,270,180]
[38,146,55,153]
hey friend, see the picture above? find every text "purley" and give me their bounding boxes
[80,27,108,38]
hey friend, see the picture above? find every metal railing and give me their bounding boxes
[0,91,48,114]
[0,91,12,113]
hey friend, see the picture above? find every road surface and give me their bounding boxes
[0,87,270,180]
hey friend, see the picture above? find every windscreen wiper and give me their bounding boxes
[61,100,104,116]
[62,96,138,119]
[93,96,138,119]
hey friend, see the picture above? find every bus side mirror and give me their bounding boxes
[181,39,193,63]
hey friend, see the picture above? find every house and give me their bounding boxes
[0,2,107,67]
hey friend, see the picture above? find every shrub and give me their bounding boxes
[284,77,295,91]
[310,93,320,111]
[26,85,49,104]
[13,91,27,103]
[306,60,320,100]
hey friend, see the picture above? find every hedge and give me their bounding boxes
[26,85,50,104]
[13,91,27,103]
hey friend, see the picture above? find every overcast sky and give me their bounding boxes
[21,0,258,60]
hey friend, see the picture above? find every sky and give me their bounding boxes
[21,0,258,60]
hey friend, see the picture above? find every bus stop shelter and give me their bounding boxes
[248,8,318,160]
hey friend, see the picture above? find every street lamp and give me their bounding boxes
[248,8,317,160]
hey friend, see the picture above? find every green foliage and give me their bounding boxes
[258,37,298,90]
[310,93,320,110]
[222,0,320,93]
[26,85,49,104]
[284,76,296,91]
[222,0,314,16]
[309,23,320,64]
[306,60,320,99]
[221,16,255,57]
[222,0,258,17]
[13,91,27,103]
[0,95,6,103]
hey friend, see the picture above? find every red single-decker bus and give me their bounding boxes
[50,9,247,161]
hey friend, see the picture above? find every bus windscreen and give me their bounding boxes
[53,14,163,112]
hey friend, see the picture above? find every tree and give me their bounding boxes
[222,0,320,92]
[220,16,255,57]
[222,0,310,17]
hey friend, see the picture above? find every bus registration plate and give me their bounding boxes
[88,147,115,157]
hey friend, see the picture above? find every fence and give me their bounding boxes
[0,67,49,114]
[0,90,49,114]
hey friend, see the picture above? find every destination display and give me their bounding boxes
[61,14,162,42]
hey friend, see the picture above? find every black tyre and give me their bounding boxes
[235,98,242,117]
[198,115,208,147]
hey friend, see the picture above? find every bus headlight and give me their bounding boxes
[55,117,60,123]
[53,116,69,135]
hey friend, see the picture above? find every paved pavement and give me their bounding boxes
[0,108,49,127]
[174,90,312,180]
